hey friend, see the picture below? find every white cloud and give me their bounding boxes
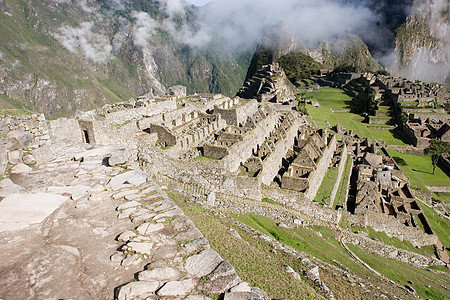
[53,22,112,63]
[131,11,159,51]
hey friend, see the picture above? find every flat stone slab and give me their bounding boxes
[46,185,90,201]
[136,222,164,235]
[108,171,149,189]
[185,249,223,278]
[126,242,154,254]
[138,267,181,281]
[0,193,69,232]
[200,261,241,294]
[10,163,32,174]
[117,201,141,211]
[157,279,196,297]
[0,179,28,197]
[118,281,160,300]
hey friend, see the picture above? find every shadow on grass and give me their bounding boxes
[389,129,409,144]
[393,156,408,166]
[343,100,355,111]
[412,168,433,175]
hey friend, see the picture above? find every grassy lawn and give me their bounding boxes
[314,167,338,205]
[233,214,421,299]
[333,155,352,209]
[304,87,407,146]
[387,150,450,189]
[167,190,322,300]
[348,244,450,300]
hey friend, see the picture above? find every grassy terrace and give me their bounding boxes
[387,149,450,189]
[304,87,407,146]
[333,155,352,209]
[233,214,416,299]
[167,190,322,300]
[351,226,435,257]
[314,167,338,205]
[417,201,450,249]
[348,244,450,300]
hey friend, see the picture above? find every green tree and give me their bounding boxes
[424,140,450,174]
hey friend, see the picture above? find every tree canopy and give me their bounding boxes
[424,140,450,174]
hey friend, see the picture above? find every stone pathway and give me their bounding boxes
[0,142,267,299]
[108,171,267,299]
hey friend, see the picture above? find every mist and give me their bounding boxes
[53,22,112,63]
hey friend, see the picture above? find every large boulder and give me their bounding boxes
[5,130,33,150]
[32,146,55,164]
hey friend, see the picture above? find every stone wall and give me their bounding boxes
[222,112,279,173]
[1,114,51,149]
[341,230,443,267]
[203,144,229,160]
[410,113,450,122]
[261,185,340,225]
[48,118,83,143]
[0,113,53,173]
[140,149,262,199]
[345,212,437,247]
[103,99,177,125]
[214,99,258,126]
[368,117,393,125]
[259,118,303,185]
[305,134,337,201]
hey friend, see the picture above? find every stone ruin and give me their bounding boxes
[339,128,434,236]
[0,77,446,298]
[237,63,297,105]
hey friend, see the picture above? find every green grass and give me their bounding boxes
[262,198,278,205]
[304,87,408,146]
[417,201,450,248]
[0,108,34,116]
[357,226,436,257]
[333,155,352,209]
[315,168,338,205]
[233,214,372,277]
[387,150,450,189]
[348,244,450,300]
[233,214,418,299]
[194,156,217,162]
[166,190,322,300]
[432,192,450,204]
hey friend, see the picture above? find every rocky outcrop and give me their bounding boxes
[393,0,449,84]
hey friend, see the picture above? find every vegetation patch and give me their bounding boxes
[166,190,321,300]
[315,167,338,205]
[387,150,450,188]
[304,87,407,146]
[333,155,352,209]
[348,244,450,300]
[417,201,450,249]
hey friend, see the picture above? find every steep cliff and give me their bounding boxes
[0,0,250,117]
[393,0,449,84]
